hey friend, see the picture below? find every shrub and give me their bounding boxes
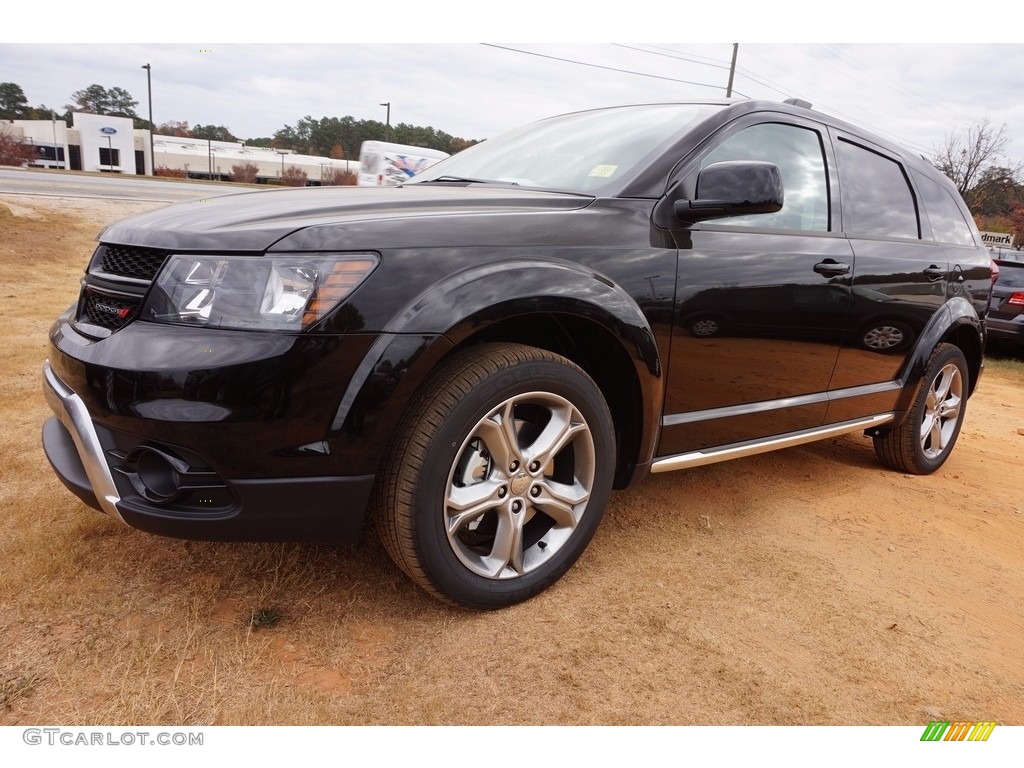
[281,167,308,187]
[230,162,259,183]
[321,167,357,186]
[0,131,37,167]
[154,165,187,178]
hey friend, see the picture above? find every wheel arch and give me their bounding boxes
[335,261,665,488]
[892,296,984,414]
[442,310,652,489]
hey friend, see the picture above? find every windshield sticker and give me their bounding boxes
[588,164,618,178]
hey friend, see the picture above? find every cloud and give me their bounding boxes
[2,42,1022,166]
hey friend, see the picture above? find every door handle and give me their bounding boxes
[814,260,851,277]
[923,265,948,280]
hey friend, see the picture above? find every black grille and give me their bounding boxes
[97,244,170,280]
[82,294,140,331]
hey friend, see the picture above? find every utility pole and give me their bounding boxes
[726,43,738,98]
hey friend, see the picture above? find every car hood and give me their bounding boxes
[98,184,595,252]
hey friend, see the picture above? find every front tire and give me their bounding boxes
[873,342,968,474]
[373,343,615,609]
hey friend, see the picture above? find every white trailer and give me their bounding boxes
[357,141,449,186]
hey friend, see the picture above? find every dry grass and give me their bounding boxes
[2,194,1023,726]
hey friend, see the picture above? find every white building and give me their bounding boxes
[2,116,72,170]
[3,114,355,185]
[152,134,356,184]
[5,113,150,175]
[73,112,152,175]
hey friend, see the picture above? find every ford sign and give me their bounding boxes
[100,127,117,135]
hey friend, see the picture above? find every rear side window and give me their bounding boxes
[915,173,977,246]
[997,263,1024,288]
[837,139,919,239]
[700,122,829,231]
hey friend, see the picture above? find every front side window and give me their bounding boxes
[837,140,918,239]
[700,122,829,231]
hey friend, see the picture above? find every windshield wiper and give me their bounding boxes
[410,176,517,186]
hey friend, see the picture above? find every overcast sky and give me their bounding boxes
[4,8,1023,167]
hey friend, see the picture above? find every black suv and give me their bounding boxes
[988,258,1024,350]
[42,100,993,608]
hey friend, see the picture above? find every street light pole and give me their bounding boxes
[141,63,154,175]
[50,113,60,169]
[380,102,390,142]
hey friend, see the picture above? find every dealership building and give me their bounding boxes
[3,113,355,184]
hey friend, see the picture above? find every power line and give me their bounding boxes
[738,46,938,156]
[480,44,736,94]
[817,44,979,126]
[606,44,752,97]
[610,43,733,72]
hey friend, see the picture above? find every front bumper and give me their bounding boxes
[43,360,127,522]
[41,360,375,542]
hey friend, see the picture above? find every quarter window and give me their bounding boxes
[915,173,977,246]
[837,140,918,239]
[700,123,829,231]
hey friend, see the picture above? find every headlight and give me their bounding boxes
[142,253,378,331]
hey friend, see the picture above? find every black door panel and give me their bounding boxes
[660,231,854,454]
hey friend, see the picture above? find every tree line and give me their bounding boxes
[1,81,480,158]
[254,115,479,159]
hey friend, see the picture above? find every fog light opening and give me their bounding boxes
[127,446,189,504]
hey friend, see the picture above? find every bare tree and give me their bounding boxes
[0,128,37,166]
[935,119,1023,211]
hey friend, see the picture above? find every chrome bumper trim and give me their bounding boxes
[42,360,127,523]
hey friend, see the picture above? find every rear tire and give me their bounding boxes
[372,343,615,609]
[873,342,968,474]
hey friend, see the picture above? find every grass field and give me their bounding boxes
[3,194,1023,726]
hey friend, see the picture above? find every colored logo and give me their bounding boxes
[920,721,996,742]
[100,127,117,135]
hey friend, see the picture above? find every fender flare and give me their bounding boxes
[384,258,660,370]
[892,296,983,412]
[331,259,665,475]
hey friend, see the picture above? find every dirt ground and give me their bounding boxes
[1,192,1022,726]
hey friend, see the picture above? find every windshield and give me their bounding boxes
[409,104,717,194]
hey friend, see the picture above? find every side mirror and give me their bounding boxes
[674,161,784,222]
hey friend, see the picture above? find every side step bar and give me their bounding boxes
[650,413,895,473]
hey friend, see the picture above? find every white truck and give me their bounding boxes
[357,141,450,186]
